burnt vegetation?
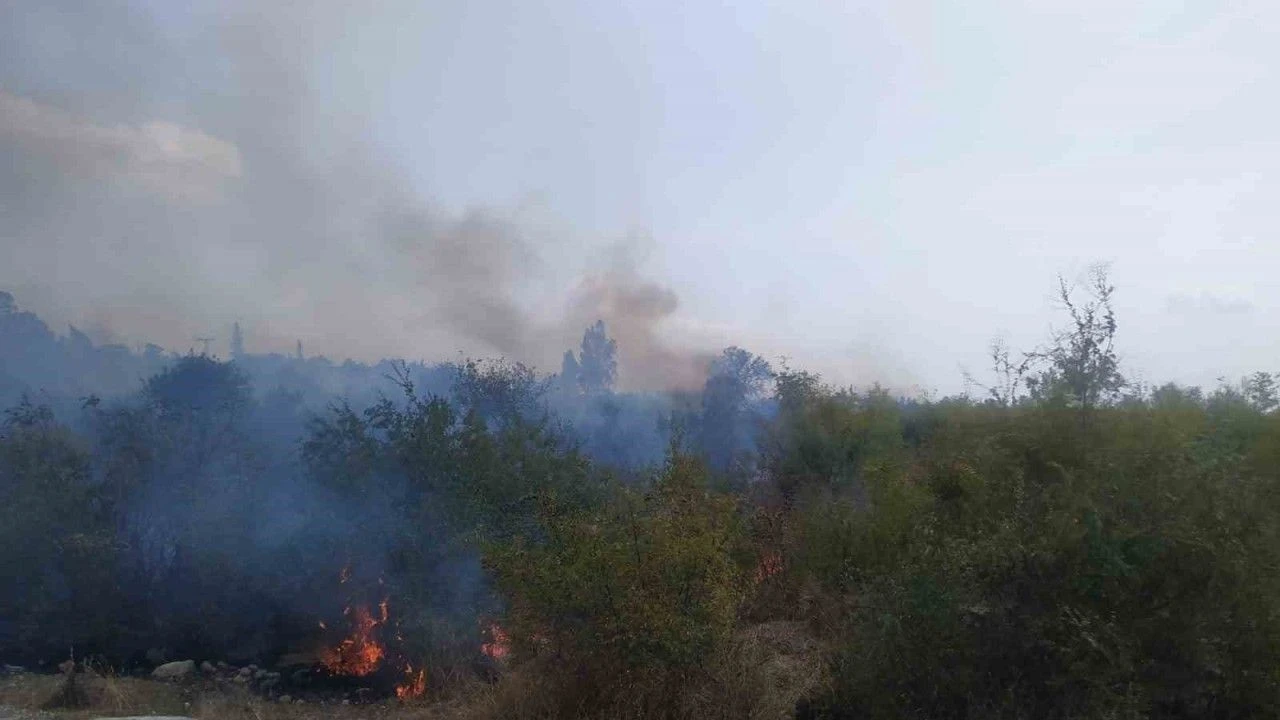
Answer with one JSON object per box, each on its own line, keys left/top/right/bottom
{"left": 4, "top": 270, "right": 1280, "bottom": 719}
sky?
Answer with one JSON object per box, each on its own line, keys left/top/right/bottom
{"left": 1, "top": 1, "right": 1278, "bottom": 393}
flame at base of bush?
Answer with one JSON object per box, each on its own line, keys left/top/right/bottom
{"left": 319, "top": 592, "right": 427, "bottom": 700}
{"left": 481, "top": 622, "right": 511, "bottom": 661}
{"left": 395, "top": 665, "right": 426, "bottom": 700}
{"left": 753, "top": 550, "right": 783, "bottom": 584}
{"left": 320, "top": 603, "right": 387, "bottom": 677}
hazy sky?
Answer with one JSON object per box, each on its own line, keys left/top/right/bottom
{"left": 2, "top": 1, "right": 1278, "bottom": 393}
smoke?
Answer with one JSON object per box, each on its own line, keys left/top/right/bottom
{"left": 0, "top": 2, "right": 709, "bottom": 391}
{"left": 0, "top": 91, "right": 242, "bottom": 203}
{"left": 0, "top": 2, "right": 766, "bottom": 671}
{"left": 568, "top": 258, "right": 714, "bottom": 391}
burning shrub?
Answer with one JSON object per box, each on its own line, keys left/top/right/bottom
{"left": 320, "top": 603, "right": 387, "bottom": 677}
{"left": 298, "top": 364, "right": 600, "bottom": 692}
{"left": 484, "top": 450, "right": 745, "bottom": 711}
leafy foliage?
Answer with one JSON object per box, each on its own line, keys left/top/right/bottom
{"left": 1026, "top": 266, "right": 1126, "bottom": 413}
{"left": 798, "top": 400, "right": 1280, "bottom": 719}
{"left": 0, "top": 397, "right": 118, "bottom": 658}
{"left": 700, "top": 347, "right": 774, "bottom": 475}
{"left": 484, "top": 450, "right": 744, "bottom": 712}
{"left": 563, "top": 320, "right": 618, "bottom": 396}
{"left": 5, "top": 272, "right": 1280, "bottom": 720}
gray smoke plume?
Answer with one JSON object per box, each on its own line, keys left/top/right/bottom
{"left": 567, "top": 258, "right": 714, "bottom": 392}
{"left": 0, "top": 2, "right": 709, "bottom": 391}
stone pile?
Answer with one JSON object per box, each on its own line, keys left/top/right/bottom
{"left": 150, "top": 659, "right": 291, "bottom": 701}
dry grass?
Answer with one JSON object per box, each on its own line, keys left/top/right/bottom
{"left": 459, "top": 620, "right": 825, "bottom": 720}
{"left": 0, "top": 671, "right": 498, "bottom": 720}
{"left": 0, "top": 671, "right": 186, "bottom": 719}
{"left": 0, "top": 622, "right": 823, "bottom": 720}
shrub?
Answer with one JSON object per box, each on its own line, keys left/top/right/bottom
{"left": 0, "top": 398, "right": 121, "bottom": 661}
{"left": 484, "top": 451, "right": 744, "bottom": 715}
{"left": 802, "top": 403, "right": 1280, "bottom": 719}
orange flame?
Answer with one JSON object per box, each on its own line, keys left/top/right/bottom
{"left": 320, "top": 604, "right": 386, "bottom": 677}
{"left": 395, "top": 665, "right": 426, "bottom": 700}
{"left": 481, "top": 623, "right": 511, "bottom": 661}
{"left": 753, "top": 551, "right": 783, "bottom": 584}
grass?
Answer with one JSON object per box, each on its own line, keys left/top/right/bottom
{"left": 0, "top": 621, "right": 821, "bottom": 720}
{"left": 1, "top": 671, "right": 187, "bottom": 718}
{"left": 0, "top": 671, "right": 427, "bottom": 720}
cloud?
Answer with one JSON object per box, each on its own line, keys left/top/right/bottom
{"left": 1165, "top": 291, "right": 1255, "bottom": 315}
{"left": 0, "top": 91, "right": 242, "bottom": 203}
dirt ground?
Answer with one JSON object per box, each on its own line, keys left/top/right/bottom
{"left": 0, "top": 673, "right": 479, "bottom": 720}
{"left": 0, "top": 621, "right": 822, "bottom": 720}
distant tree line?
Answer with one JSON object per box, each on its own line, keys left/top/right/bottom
{"left": 4, "top": 270, "right": 1280, "bottom": 719}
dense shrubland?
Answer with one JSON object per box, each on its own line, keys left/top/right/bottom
{"left": 4, "top": 272, "right": 1280, "bottom": 718}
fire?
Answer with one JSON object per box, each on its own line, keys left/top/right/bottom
{"left": 320, "top": 604, "right": 386, "bottom": 677}
{"left": 395, "top": 665, "right": 426, "bottom": 700}
{"left": 319, "top": 567, "right": 430, "bottom": 700}
{"left": 753, "top": 550, "right": 783, "bottom": 584}
{"left": 480, "top": 623, "right": 511, "bottom": 661}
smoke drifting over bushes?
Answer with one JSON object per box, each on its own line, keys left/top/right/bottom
{"left": 0, "top": 2, "right": 708, "bottom": 391}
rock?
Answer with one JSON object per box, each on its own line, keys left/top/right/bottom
{"left": 216, "top": 661, "right": 230, "bottom": 670}
{"left": 237, "top": 666, "right": 252, "bottom": 677}
{"left": 199, "top": 661, "right": 215, "bottom": 675}
{"left": 232, "top": 674, "right": 249, "bottom": 684}
{"left": 1, "top": 664, "right": 24, "bottom": 675}
{"left": 151, "top": 660, "right": 196, "bottom": 681}
{"left": 278, "top": 695, "right": 292, "bottom": 704}
{"left": 254, "top": 669, "right": 269, "bottom": 681}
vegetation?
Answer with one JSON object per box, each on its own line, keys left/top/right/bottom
{"left": 3, "top": 270, "right": 1280, "bottom": 718}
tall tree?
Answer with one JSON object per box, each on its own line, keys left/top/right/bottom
{"left": 1243, "top": 371, "right": 1278, "bottom": 413}
{"left": 559, "top": 349, "right": 582, "bottom": 395}
{"left": 1026, "top": 265, "right": 1124, "bottom": 415}
{"left": 700, "top": 347, "right": 773, "bottom": 473}
{"left": 230, "top": 322, "right": 245, "bottom": 359}
{"left": 577, "top": 320, "right": 617, "bottom": 395}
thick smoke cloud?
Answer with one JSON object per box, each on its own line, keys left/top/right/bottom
{"left": 0, "top": 91, "right": 242, "bottom": 203}
{"left": 568, "top": 261, "right": 714, "bottom": 392}
{"left": 0, "top": 2, "right": 707, "bottom": 391}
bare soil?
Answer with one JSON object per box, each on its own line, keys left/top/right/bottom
{"left": 0, "top": 673, "right": 477, "bottom": 720}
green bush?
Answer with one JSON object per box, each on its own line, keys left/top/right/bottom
{"left": 484, "top": 451, "right": 745, "bottom": 714}
{"left": 799, "top": 403, "right": 1280, "bottom": 719}
{"left": 0, "top": 398, "right": 122, "bottom": 660}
